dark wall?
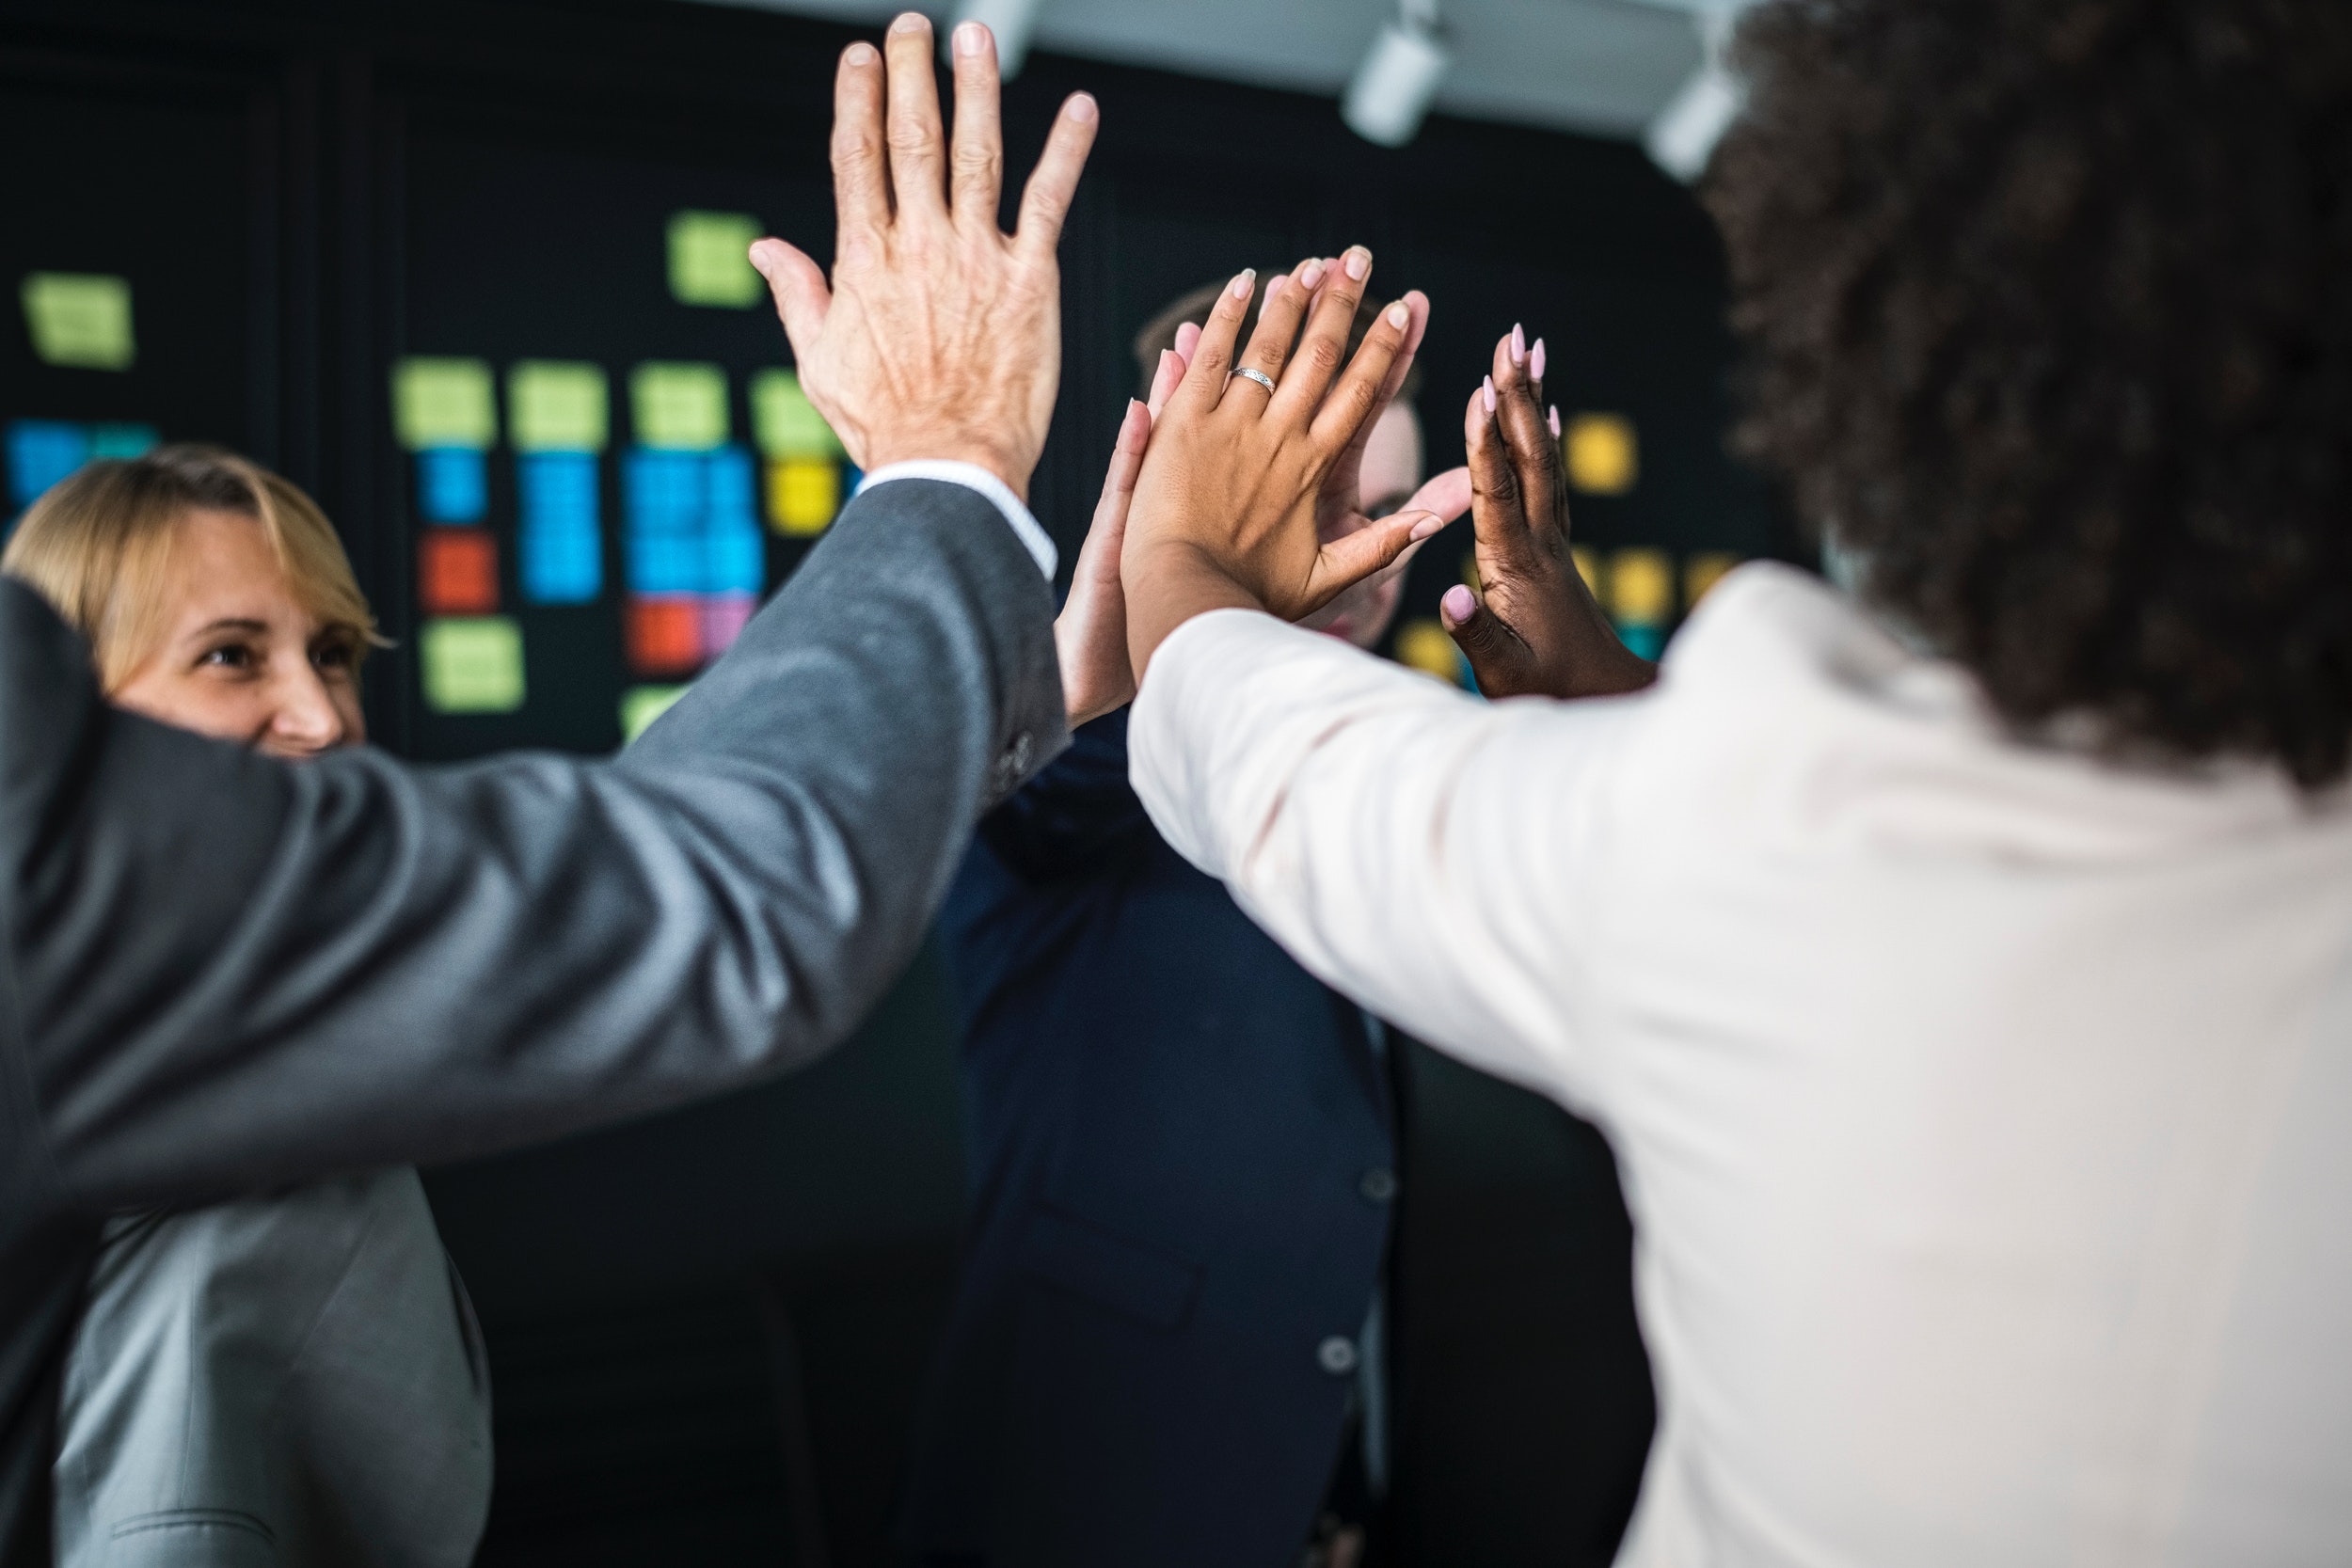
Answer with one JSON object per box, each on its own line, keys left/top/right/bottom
{"left": 0, "top": 3, "right": 1745, "bottom": 1560}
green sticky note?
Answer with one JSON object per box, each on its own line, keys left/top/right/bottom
{"left": 631, "top": 361, "right": 729, "bottom": 450}
{"left": 509, "top": 360, "right": 609, "bottom": 452}
{"left": 87, "top": 423, "right": 159, "bottom": 460}
{"left": 750, "top": 369, "right": 845, "bottom": 460}
{"left": 421, "top": 617, "right": 525, "bottom": 713}
{"left": 22, "top": 273, "right": 135, "bottom": 371}
{"left": 394, "top": 358, "right": 497, "bottom": 451}
{"left": 618, "top": 684, "right": 690, "bottom": 745}
{"left": 667, "top": 211, "right": 765, "bottom": 309}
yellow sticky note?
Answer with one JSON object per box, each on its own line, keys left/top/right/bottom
{"left": 421, "top": 617, "right": 525, "bottom": 713}
{"left": 769, "top": 458, "right": 840, "bottom": 536}
{"left": 619, "top": 684, "right": 689, "bottom": 745}
{"left": 22, "top": 273, "right": 135, "bottom": 371}
{"left": 1685, "top": 551, "right": 1741, "bottom": 610}
{"left": 667, "top": 211, "right": 765, "bottom": 309}
{"left": 1572, "top": 546, "right": 1601, "bottom": 598}
{"left": 1565, "top": 413, "right": 1638, "bottom": 496}
{"left": 509, "top": 361, "right": 609, "bottom": 452}
{"left": 394, "top": 358, "right": 496, "bottom": 451}
{"left": 1393, "top": 619, "right": 1465, "bottom": 686}
{"left": 751, "top": 370, "right": 845, "bottom": 459}
{"left": 630, "top": 361, "right": 728, "bottom": 450}
{"left": 1459, "top": 550, "right": 1483, "bottom": 595}
{"left": 1610, "top": 548, "right": 1676, "bottom": 626}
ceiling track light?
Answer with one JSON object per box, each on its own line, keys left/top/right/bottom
{"left": 1343, "top": 0, "right": 1451, "bottom": 150}
{"left": 1641, "top": 2, "right": 1753, "bottom": 182}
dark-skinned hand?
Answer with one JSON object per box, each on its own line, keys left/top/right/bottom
{"left": 1440, "top": 324, "right": 1657, "bottom": 699}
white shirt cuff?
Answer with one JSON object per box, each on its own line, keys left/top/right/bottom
{"left": 854, "top": 460, "right": 1056, "bottom": 579}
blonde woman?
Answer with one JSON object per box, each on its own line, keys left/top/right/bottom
{"left": 5, "top": 446, "right": 491, "bottom": 1568}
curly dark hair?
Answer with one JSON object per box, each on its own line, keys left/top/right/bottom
{"left": 1708, "top": 0, "right": 2352, "bottom": 785}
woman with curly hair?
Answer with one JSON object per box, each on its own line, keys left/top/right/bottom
{"left": 1105, "top": 0, "right": 2352, "bottom": 1562}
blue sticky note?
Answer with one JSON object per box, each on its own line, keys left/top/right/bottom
{"left": 626, "top": 530, "right": 705, "bottom": 595}
{"left": 624, "top": 448, "right": 705, "bottom": 531}
{"left": 8, "top": 420, "right": 90, "bottom": 508}
{"left": 707, "top": 446, "right": 757, "bottom": 529}
{"left": 519, "top": 451, "right": 598, "bottom": 532}
{"left": 87, "top": 423, "right": 158, "bottom": 460}
{"left": 706, "top": 518, "right": 765, "bottom": 595}
{"left": 521, "top": 521, "right": 602, "bottom": 604}
{"left": 418, "top": 448, "right": 487, "bottom": 523}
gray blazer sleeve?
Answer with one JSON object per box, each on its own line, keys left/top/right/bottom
{"left": 3, "top": 478, "right": 1066, "bottom": 1212}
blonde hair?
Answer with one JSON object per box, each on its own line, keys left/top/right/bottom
{"left": 1, "top": 444, "right": 382, "bottom": 692}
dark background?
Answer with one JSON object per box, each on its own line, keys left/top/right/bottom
{"left": 1, "top": 2, "right": 1784, "bottom": 1560}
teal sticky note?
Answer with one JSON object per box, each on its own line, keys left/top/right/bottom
{"left": 630, "top": 361, "right": 729, "bottom": 451}
{"left": 667, "top": 211, "right": 765, "bottom": 309}
{"left": 618, "top": 683, "right": 689, "bottom": 745}
{"left": 87, "top": 423, "right": 159, "bottom": 460}
{"left": 22, "top": 273, "right": 135, "bottom": 371}
{"left": 421, "top": 616, "right": 525, "bottom": 713}
{"left": 509, "top": 360, "right": 609, "bottom": 453}
{"left": 394, "top": 358, "right": 497, "bottom": 451}
{"left": 750, "top": 369, "right": 845, "bottom": 460}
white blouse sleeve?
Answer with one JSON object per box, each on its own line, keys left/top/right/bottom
{"left": 1128, "top": 608, "right": 1646, "bottom": 1113}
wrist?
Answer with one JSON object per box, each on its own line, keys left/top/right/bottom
{"left": 1123, "top": 538, "right": 1263, "bottom": 687}
{"left": 861, "top": 436, "right": 1034, "bottom": 503}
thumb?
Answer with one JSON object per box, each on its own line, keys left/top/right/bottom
{"left": 1440, "top": 583, "right": 1530, "bottom": 696}
{"left": 1305, "top": 510, "right": 1446, "bottom": 613}
{"left": 750, "top": 238, "right": 831, "bottom": 361}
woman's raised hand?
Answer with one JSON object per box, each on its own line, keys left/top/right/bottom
{"left": 1440, "top": 325, "right": 1657, "bottom": 699}
{"left": 1120, "top": 249, "right": 1449, "bottom": 681}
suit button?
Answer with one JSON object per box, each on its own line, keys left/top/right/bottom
{"left": 1359, "top": 1166, "right": 1398, "bottom": 1204}
{"left": 1006, "top": 731, "right": 1034, "bottom": 773}
{"left": 1317, "top": 1336, "right": 1359, "bottom": 1375}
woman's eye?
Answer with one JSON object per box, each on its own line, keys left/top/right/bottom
{"left": 313, "top": 641, "right": 357, "bottom": 674}
{"left": 199, "top": 643, "right": 255, "bottom": 671}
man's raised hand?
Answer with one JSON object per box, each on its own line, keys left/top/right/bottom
{"left": 748, "top": 14, "right": 1098, "bottom": 501}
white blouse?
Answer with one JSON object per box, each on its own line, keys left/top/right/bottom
{"left": 1130, "top": 562, "right": 2352, "bottom": 1567}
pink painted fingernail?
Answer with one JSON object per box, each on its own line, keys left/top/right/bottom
{"left": 1344, "top": 246, "right": 1371, "bottom": 281}
{"left": 1530, "top": 338, "right": 1547, "bottom": 382}
{"left": 1483, "top": 375, "right": 1497, "bottom": 414}
{"left": 1549, "top": 404, "right": 1563, "bottom": 438}
{"left": 1299, "top": 259, "right": 1326, "bottom": 289}
{"left": 953, "top": 20, "right": 986, "bottom": 55}
{"left": 1263, "top": 275, "right": 1286, "bottom": 304}
{"left": 1441, "top": 584, "right": 1476, "bottom": 624}
{"left": 1230, "top": 268, "right": 1256, "bottom": 299}
{"left": 1510, "top": 324, "right": 1525, "bottom": 365}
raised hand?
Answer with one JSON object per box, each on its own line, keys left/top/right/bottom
{"left": 747, "top": 14, "right": 1098, "bottom": 500}
{"left": 1121, "top": 249, "right": 1450, "bottom": 679}
{"left": 1441, "top": 325, "right": 1656, "bottom": 699}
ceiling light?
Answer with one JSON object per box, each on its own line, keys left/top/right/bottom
{"left": 1343, "top": 0, "right": 1451, "bottom": 150}
{"left": 1638, "top": 2, "right": 1753, "bottom": 182}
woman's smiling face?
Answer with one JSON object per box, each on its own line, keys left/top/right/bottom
{"left": 110, "top": 507, "right": 367, "bottom": 759}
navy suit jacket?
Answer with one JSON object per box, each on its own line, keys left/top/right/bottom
{"left": 900, "top": 709, "right": 1397, "bottom": 1567}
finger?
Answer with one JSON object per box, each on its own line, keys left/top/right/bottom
{"left": 1492, "top": 327, "right": 1564, "bottom": 540}
{"left": 831, "top": 40, "right": 890, "bottom": 233}
{"left": 1440, "top": 582, "right": 1530, "bottom": 696}
{"left": 1328, "top": 289, "right": 1430, "bottom": 472}
{"left": 1302, "top": 508, "right": 1448, "bottom": 612}
{"left": 1464, "top": 373, "right": 1532, "bottom": 552}
{"left": 946, "top": 20, "right": 1004, "bottom": 226}
{"left": 1273, "top": 245, "right": 1374, "bottom": 422}
{"left": 1229, "top": 257, "right": 1326, "bottom": 411}
{"left": 1100, "top": 396, "right": 1152, "bottom": 506}
{"left": 1146, "top": 347, "right": 1186, "bottom": 420}
{"left": 1173, "top": 320, "right": 1202, "bottom": 363}
{"left": 1529, "top": 334, "right": 1547, "bottom": 401}
{"left": 1013, "top": 94, "right": 1101, "bottom": 256}
{"left": 1170, "top": 268, "right": 1255, "bottom": 417}
{"left": 1306, "top": 293, "right": 1412, "bottom": 451}
{"left": 749, "top": 238, "right": 833, "bottom": 360}
{"left": 1406, "top": 465, "right": 1473, "bottom": 526}
{"left": 882, "top": 12, "right": 946, "bottom": 221}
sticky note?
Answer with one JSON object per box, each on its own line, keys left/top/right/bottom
{"left": 667, "top": 211, "right": 766, "bottom": 309}
{"left": 1571, "top": 546, "right": 1600, "bottom": 597}
{"left": 394, "top": 358, "right": 496, "bottom": 451}
{"left": 1610, "top": 548, "right": 1676, "bottom": 627}
{"left": 518, "top": 451, "right": 599, "bottom": 531}
{"left": 417, "top": 448, "right": 487, "bottom": 523}
{"left": 421, "top": 617, "right": 525, "bottom": 713}
{"left": 517, "top": 451, "right": 603, "bottom": 604}
{"left": 87, "top": 423, "right": 157, "bottom": 460}
{"left": 1458, "top": 550, "right": 1482, "bottom": 595}
{"left": 630, "top": 362, "right": 728, "bottom": 451}
{"left": 1393, "top": 618, "right": 1468, "bottom": 688}
{"left": 624, "top": 447, "right": 706, "bottom": 530}
{"left": 520, "top": 521, "right": 601, "bottom": 604}
{"left": 22, "top": 274, "right": 135, "bottom": 371}
{"left": 1684, "top": 551, "right": 1741, "bottom": 610}
{"left": 1565, "top": 413, "right": 1637, "bottom": 496}
{"left": 769, "top": 458, "right": 839, "bottom": 536}
{"left": 626, "top": 595, "right": 704, "bottom": 675}
{"left": 509, "top": 361, "right": 609, "bottom": 452}
{"left": 419, "top": 529, "right": 500, "bottom": 615}
{"left": 706, "top": 520, "right": 765, "bottom": 596}
{"left": 707, "top": 446, "right": 757, "bottom": 528}
{"left": 750, "top": 370, "right": 845, "bottom": 459}
{"left": 7, "top": 420, "right": 90, "bottom": 507}
{"left": 619, "top": 684, "right": 689, "bottom": 745}
{"left": 700, "top": 593, "right": 757, "bottom": 657}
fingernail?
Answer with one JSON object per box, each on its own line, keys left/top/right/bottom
{"left": 1344, "top": 246, "right": 1371, "bottom": 281}
{"left": 1549, "top": 404, "right": 1562, "bottom": 438}
{"left": 1408, "top": 512, "right": 1446, "bottom": 542}
{"left": 1263, "top": 275, "right": 1286, "bottom": 304}
{"left": 845, "top": 40, "right": 878, "bottom": 64}
{"left": 1299, "top": 259, "right": 1326, "bottom": 289}
{"left": 953, "top": 20, "right": 986, "bottom": 54}
{"left": 747, "top": 243, "right": 771, "bottom": 277}
{"left": 1483, "top": 375, "right": 1497, "bottom": 414}
{"left": 1510, "top": 324, "right": 1525, "bottom": 366}
{"left": 1386, "top": 300, "right": 1409, "bottom": 328}
{"left": 1230, "top": 268, "right": 1256, "bottom": 300}
{"left": 890, "top": 11, "right": 927, "bottom": 33}
{"left": 1530, "top": 338, "right": 1547, "bottom": 382}
{"left": 1066, "top": 92, "right": 1098, "bottom": 123}
{"left": 1441, "top": 583, "right": 1476, "bottom": 624}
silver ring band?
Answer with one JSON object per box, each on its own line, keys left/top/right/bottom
{"left": 1232, "top": 366, "right": 1278, "bottom": 395}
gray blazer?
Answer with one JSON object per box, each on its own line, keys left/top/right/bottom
{"left": 0, "top": 479, "right": 1066, "bottom": 1564}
